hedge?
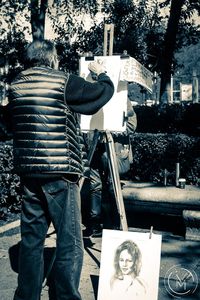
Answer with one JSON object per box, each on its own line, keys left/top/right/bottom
{"left": 134, "top": 103, "right": 200, "bottom": 135}
{"left": 130, "top": 133, "right": 200, "bottom": 185}
{"left": 1, "top": 102, "right": 200, "bottom": 216}
{"left": 1, "top": 133, "right": 200, "bottom": 215}
{"left": 0, "top": 141, "right": 21, "bottom": 217}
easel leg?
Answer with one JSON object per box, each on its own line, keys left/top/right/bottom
{"left": 103, "top": 131, "right": 128, "bottom": 231}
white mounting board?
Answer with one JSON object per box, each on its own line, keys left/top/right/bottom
{"left": 80, "top": 55, "right": 127, "bottom": 132}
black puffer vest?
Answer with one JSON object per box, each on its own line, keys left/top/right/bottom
{"left": 9, "top": 66, "right": 83, "bottom": 176}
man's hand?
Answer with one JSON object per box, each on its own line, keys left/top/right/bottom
{"left": 88, "top": 61, "right": 106, "bottom": 76}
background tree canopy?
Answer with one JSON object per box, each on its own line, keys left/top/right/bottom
{"left": 0, "top": 0, "right": 200, "bottom": 103}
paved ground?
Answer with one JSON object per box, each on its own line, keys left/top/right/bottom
{"left": 0, "top": 214, "right": 200, "bottom": 300}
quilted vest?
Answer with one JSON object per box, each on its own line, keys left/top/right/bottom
{"left": 9, "top": 66, "right": 83, "bottom": 176}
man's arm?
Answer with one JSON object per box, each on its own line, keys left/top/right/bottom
{"left": 64, "top": 63, "right": 114, "bottom": 115}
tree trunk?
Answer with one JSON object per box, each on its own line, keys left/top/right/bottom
{"left": 31, "top": 0, "right": 48, "bottom": 40}
{"left": 159, "top": 0, "right": 185, "bottom": 105}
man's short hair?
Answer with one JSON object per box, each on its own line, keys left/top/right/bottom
{"left": 25, "top": 39, "right": 57, "bottom": 67}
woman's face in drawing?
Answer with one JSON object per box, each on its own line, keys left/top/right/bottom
{"left": 119, "top": 249, "right": 134, "bottom": 275}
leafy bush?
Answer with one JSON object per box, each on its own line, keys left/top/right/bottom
{"left": 0, "top": 132, "right": 200, "bottom": 217}
{"left": 0, "top": 141, "right": 22, "bottom": 217}
{"left": 130, "top": 133, "right": 200, "bottom": 185}
{"left": 134, "top": 103, "right": 200, "bottom": 135}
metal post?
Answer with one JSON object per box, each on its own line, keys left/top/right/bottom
{"left": 192, "top": 69, "right": 199, "bottom": 103}
{"left": 170, "top": 74, "right": 173, "bottom": 103}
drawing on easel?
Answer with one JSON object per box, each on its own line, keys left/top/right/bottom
{"left": 97, "top": 229, "right": 162, "bottom": 300}
{"left": 79, "top": 55, "right": 127, "bottom": 132}
{"left": 80, "top": 55, "right": 153, "bottom": 132}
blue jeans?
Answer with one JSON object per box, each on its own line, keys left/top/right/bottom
{"left": 14, "top": 177, "right": 83, "bottom": 300}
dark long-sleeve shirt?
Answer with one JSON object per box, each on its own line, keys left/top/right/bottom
{"left": 65, "top": 73, "right": 114, "bottom": 115}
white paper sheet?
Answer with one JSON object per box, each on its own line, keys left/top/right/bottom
{"left": 97, "top": 229, "right": 162, "bottom": 300}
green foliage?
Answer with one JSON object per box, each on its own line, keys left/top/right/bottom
{"left": 0, "top": 1, "right": 29, "bottom": 32}
{"left": 0, "top": 141, "right": 22, "bottom": 216}
{"left": 0, "top": 132, "right": 199, "bottom": 216}
{"left": 175, "top": 41, "right": 200, "bottom": 82}
{"left": 187, "top": 157, "right": 200, "bottom": 186}
{"left": 134, "top": 103, "right": 200, "bottom": 135}
{"left": 0, "top": 0, "right": 199, "bottom": 77}
{"left": 131, "top": 133, "right": 168, "bottom": 181}
{"left": 0, "top": 29, "right": 28, "bottom": 82}
{"left": 50, "top": 0, "right": 166, "bottom": 73}
{"left": 130, "top": 133, "right": 200, "bottom": 185}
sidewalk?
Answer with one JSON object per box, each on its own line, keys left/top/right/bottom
{"left": 0, "top": 216, "right": 200, "bottom": 300}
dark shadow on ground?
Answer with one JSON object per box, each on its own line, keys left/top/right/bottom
{"left": 8, "top": 238, "right": 100, "bottom": 299}
{"left": 8, "top": 243, "right": 56, "bottom": 276}
{"left": 90, "top": 274, "right": 99, "bottom": 300}
{"left": 83, "top": 237, "right": 101, "bottom": 269}
{"left": 8, "top": 242, "right": 20, "bottom": 273}
{"left": 8, "top": 242, "right": 58, "bottom": 299}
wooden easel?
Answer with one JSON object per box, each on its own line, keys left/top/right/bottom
{"left": 101, "top": 130, "right": 128, "bottom": 230}
{"left": 80, "top": 130, "right": 128, "bottom": 231}
{"left": 102, "top": 23, "right": 128, "bottom": 230}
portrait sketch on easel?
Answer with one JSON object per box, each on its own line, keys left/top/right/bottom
{"left": 97, "top": 229, "right": 162, "bottom": 300}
